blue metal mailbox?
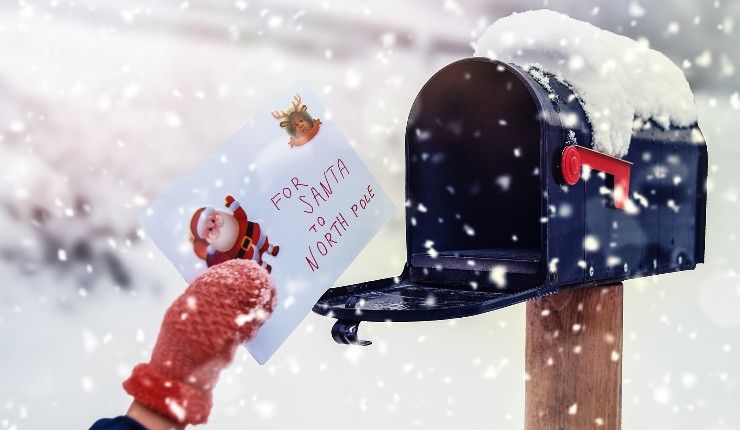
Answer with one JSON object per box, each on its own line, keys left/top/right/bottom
{"left": 313, "top": 57, "right": 708, "bottom": 345}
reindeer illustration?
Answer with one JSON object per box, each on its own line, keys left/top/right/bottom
{"left": 271, "top": 94, "right": 322, "bottom": 147}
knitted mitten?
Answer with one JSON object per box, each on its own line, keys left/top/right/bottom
{"left": 123, "top": 259, "right": 276, "bottom": 425}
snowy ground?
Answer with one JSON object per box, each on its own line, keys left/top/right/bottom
{"left": 0, "top": 1, "right": 739, "bottom": 429}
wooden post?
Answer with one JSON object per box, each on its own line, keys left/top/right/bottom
{"left": 525, "top": 283, "right": 623, "bottom": 430}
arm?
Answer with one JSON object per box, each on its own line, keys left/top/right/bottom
{"left": 225, "top": 194, "right": 247, "bottom": 220}
{"left": 90, "top": 402, "right": 180, "bottom": 429}
{"left": 93, "top": 260, "right": 276, "bottom": 428}
{"left": 126, "top": 401, "right": 183, "bottom": 430}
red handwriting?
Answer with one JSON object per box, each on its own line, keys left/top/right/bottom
{"left": 270, "top": 158, "right": 350, "bottom": 213}
{"left": 305, "top": 213, "right": 349, "bottom": 271}
{"left": 351, "top": 185, "right": 376, "bottom": 217}
{"left": 304, "top": 184, "right": 375, "bottom": 272}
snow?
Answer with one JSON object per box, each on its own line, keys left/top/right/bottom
{"left": 474, "top": 9, "right": 699, "bottom": 158}
{"left": 0, "top": 1, "right": 738, "bottom": 429}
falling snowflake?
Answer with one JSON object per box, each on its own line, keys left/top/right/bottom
{"left": 489, "top": 265, "right": 507, "bottom": 288}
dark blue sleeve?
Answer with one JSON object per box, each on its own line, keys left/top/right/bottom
{"left": 89, "top": 416, "right": 148, "bottom": 430}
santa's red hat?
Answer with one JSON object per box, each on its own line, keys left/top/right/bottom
{"left": 190, "top": 207, "right": 216, "bottom": 257}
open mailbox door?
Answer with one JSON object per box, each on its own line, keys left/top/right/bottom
{"left": 313, "top": 58, "right": 707, "bottom": 345}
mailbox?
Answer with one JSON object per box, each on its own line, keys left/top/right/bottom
{"left": 313, "top": 57, "right": 708, "bottom": 345}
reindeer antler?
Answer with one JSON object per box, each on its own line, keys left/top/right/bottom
{"left": 292, "top": 94, "right": 302, "bottom": 110}
{"left": 271, "top": 110, "right": 288, "bottom": 120}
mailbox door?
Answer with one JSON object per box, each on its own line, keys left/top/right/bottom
{"left": 314, "top": 58, "right": 556, "bottom": 323}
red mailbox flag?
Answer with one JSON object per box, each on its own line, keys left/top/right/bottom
{"left": 560, "top": 145, "right": 632, "bottom": 210}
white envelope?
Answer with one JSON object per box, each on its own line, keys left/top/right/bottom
{"left": 140, "top": 83, "right": 396, "bottom": 364}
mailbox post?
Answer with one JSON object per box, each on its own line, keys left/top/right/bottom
{"left": 526, "top": 284, "right": 623, "bottom": 429}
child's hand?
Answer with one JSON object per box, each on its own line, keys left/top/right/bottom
{"left": 122, "top": 260, "right": 276, "bottom": 426}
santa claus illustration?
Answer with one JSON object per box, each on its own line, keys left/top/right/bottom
{"left": 189, "top": 194, "right": 279, "bottom": 273}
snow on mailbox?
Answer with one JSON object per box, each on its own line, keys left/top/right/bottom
{"left": 313, "top": 11, "right": 708, "bottom": 345}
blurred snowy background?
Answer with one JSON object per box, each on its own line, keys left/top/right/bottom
{"left": 0, "top": 0, "right": 738, "bottom": 428}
